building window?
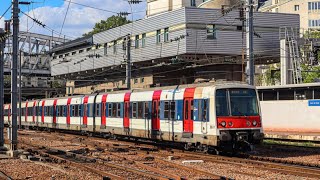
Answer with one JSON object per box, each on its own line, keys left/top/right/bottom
{"left": 191, "top": 0, "right": 196, "bottom": 6}
{"left": 164, "top": 28, "right": 169, "bottom": 42}
{"left": 113, "top": 41, "right": 117, "bottom": 54}
{"left": 134, "top": 78, "right": 138, "bottom": 84}
{"left": 135, "top": 35, "right": 139, "bottom": 48}
{"left": 122, "top": 79, "right": 126, "bottom": 85}
{"left": 104, "top": 43, "right": 108, "bottom": 55}
{"left": 142, "top": 33, "right": 146, "bottom": 47}
{"left": 141, "top": 77, "right": 144, "bottom": 83}
{"left": 156, "top": 29, "right": 161, "bottom": 44}
{"left": 207, "top": 24, "right": 216, "bottom": 39}
{"left": 294, "top": 5, "right": 299, "bottom": 11}
{"left": 309, "top": 2, "right": 312, "bottom": 10}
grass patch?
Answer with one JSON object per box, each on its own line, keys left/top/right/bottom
{"left": 263, "top": 139, "right": 320, "bottom": 148}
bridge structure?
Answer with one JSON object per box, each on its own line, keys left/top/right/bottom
{"left": 4, "top": 31, "right": 68, "bottom": 76}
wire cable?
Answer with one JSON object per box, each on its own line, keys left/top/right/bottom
{"left": 59, "top": 0, "right": 72, "bottom": 38}
{"left": 0, "top": 5, "right": 12, "bottom": 20}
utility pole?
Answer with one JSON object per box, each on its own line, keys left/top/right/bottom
{"left": 0, "top": 28, "right": 5, "bottom": 148}
{"left": 246, "top": 0, "right": 254, "bottom": 85}
{"left": 10, "top": 0, "right": 19, "bottom": 151}
{"left": 126, "top": 34, "right": 131, "bottom": 90}
{"left": 19, "top": 50, "right": 22, "bottom": 129}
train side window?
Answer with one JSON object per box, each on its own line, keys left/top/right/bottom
{"left": 170, "top": 101, "right": 175, "bottom": 120}
{"left": 117, "top": 103, "right": 121, "bottom": 117}
{"left": 112, "top": 103, "right": 117, "bottom": 118}
{"left": 108, "top": 103, "right": 112, "bottom": 117}
{"left": 137, "top": 102, "right": 143, "bottom": 119}
{"left": 190, "top": 100, "right": 194, "bottom": 120}
{"left": 132, "top": 102, "right": 137, "bottom": 118}
{"left": 96, "top": 104, "right": 100, "bottom": 117}
{"left": 203, "top": 99, "right": 208, "bottom": 121}
{"left": 144, "top": 102, "right": 149, "bottom": 119}
{"left": 164, "top": 101, "right": 169, "bottom": 119}
{"left": 158, "top": 101, "right": 160, "bottom": 119}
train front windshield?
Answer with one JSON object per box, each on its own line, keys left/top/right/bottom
{"left": 216, "top": 89, "right": 259, "bottom": 116}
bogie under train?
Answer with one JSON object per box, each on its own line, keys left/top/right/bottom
{"left": 3, "top": 82, "right": 264, "bottom": 151}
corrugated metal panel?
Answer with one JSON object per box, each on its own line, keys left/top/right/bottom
{"left": 51, "top": 7, "right": 299, "bottom": 76}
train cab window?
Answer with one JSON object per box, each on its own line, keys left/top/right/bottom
{"left": 137, "top": 102, "right": 143, "bottom": 119}
{"left": 96, "top": 104, "right": 101, "bottom": 117}
{"left": 229, "top": 89, "right": 259, "bottom": 116}
{"left": 132, "top": 102, "right": 137, "bottom": 118}
{"left": 164, "top": 101, "right": 169, "bottom": 119}
{"left": 216, "top": 89, "right": 229, "bottom": 116}
{"left": 170, "top": 101, "right": 176, "bottom": 120}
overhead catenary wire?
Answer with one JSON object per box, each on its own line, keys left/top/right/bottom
{"left": 59, "top": 0, "right": 72, "bottom": 38}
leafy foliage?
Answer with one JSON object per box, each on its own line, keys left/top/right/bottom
{"left": 84, "top": 15, "right": 131, "bottom": 36}
{"left": 301, "top": 64, "right": 320, "bottom": 83}
{"left": 261, "top": 64, "right": 280, "bottom": 86}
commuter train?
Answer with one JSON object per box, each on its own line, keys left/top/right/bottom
{"left": 3, "top": 82, "right": 264, "bottom": 151}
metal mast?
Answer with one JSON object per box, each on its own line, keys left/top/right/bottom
{"left": 126, "top": 35, "right": 132, "bottom": 90}
{"left": 246, "top": 0, "right": 254, "bottom": 85}
{"left": 10, "top": 0, "right": 19, "bottom": 151}
{"left": 0, "top": 29, "right": 5, "bottom": 147}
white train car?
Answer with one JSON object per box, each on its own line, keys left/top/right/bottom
{"left": 3, "top": 82, "right": 263, "bottom": 151}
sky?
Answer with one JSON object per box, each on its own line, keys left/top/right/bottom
{"left": 0, "top": 0, "right": 146, "bottom": 38}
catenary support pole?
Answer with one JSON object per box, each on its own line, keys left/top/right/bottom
{"left": 126, "top": 34, "right": 131, "bottom": 90}
{"left": 0, "top": 29, "right": 5, "bottom": 147}
{"left": 246, "top": 0, "right": 254, "bottom": 85}
{"left": 10, "top": 0, "right": 19, "bottom": 151}
{"left": 19, "top": 50, "right": 22, "bottom": 129}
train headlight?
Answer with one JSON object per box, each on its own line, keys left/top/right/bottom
{"left": 252, "top": 120, "right": 257, "bottom": 126}
{"left": 220, "top": 121, "right": 226, "bottom": 127}
{"left": 228, "top": 122, "right": 233, "bottom": 127}
{"left": 246, "top": 121, "right": 251, "bottom": 126}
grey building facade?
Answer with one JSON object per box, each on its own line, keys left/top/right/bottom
{"left": 50, "top": 7, "right": 299, "bottom": 91}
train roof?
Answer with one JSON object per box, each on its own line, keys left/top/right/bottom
{"left": 257, "top": 83, "right": 320, "bottom": 90}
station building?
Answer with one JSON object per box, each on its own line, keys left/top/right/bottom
{"left": 49, "top": 7, "right": 300, "bottom": 95}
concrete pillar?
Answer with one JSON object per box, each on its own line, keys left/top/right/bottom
{"left": 280, "top": 39, "right": 292, "bottom": 85}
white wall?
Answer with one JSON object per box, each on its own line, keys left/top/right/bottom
{"left": 261, "top": 100, "right": 320, "bottom": 133}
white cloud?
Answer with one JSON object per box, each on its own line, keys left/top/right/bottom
{"left": 19, "top": 0, "right": 146, "bottom": 39}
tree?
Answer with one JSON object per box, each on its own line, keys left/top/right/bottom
{"left": 84, "top": 15, "right": 131, "bottom": 36}
{"left": 301, "top": 64, "right": 320, "bottom": 83}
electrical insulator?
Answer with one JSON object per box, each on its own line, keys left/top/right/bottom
{"left": 128, "top": 0, "right": 142, "bottom": 4}
{"left": 4, "top": 20, "right": 11, "bottom": 33}
{"left": 221, "top": 6, "right": 225, "bottom": 15}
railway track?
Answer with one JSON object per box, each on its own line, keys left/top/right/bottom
{"left": 18, "top": 134, "right": 229, "bottom": 180}
{"left": 15, "top": 129, "right": 320, "bottom": 179}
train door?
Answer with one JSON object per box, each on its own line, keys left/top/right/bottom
{"left": 67, "top": 98, "right": 72, "bottom": 127}
{"left": 123, "top": 93, "right": 131, "bottom": 132}
{"left": 201, "top": 99, "right": 208, "bottom": 134}
{"left": 152, "top": 90, "right": 162, "bottom": 137}
{"left": 53, "top": 99, "right": 58, "bottom": 128}
{"left": 33, "top": 101, "right": 36, "bottom": 124}
{"left": 41, "top": 101, "right": 45, "bottom": 124}
{"left": 25, "top": 101, "right": 28, "bottom": 123}
{"left": 183, "top": 88, "right": 195, "bottom": 137}
{"left": 101, "top": 95, "right": 107, "bottom": 128}
{"left": 82, "top": 96, "right": 89, "bottom": 128}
